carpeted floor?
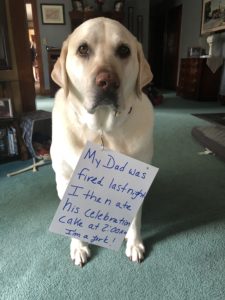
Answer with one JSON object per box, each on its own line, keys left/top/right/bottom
{"left": 1, "top": 93, "right": 225, "bottom": 300}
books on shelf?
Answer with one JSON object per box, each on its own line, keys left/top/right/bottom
{"left": 7, "top": 126, "right": 18, "bottom": 156}
{"left": 0, "top": 126, "right": 18, "bottom": 158}
{"left": 0, "top": 128, "right": 8, "bottom": 155}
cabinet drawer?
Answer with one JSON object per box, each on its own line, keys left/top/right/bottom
{"left": 177, "top": 58, "right": 221, "bottom": 101}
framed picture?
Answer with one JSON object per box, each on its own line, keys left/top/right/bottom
{"left": 41, "top": 4, "right": 65, "bottom": 25}
{"left": 201, "top": 0, "right": 225, "bottom": 34}
{"left": 0, "top": 98, "right": 13, "bottom": 118}
{"left": 187, "top": 47, "right": 205, "bottom": 57}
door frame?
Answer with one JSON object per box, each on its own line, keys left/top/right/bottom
{"left": 26, "top": 0, "right": 45, "bottom": 95}
{"left": 162, "top": 4, "right": 182, "bottom": 89}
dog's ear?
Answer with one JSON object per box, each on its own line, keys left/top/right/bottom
{"left": 136, "top": 42, "right": 153, "bottom": 97}
{"left": 51, "top": 37, "right": 69, "bottom": 96}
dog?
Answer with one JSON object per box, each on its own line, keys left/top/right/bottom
{"left": 51, "top": 17, "right": 154, "bottom": 266}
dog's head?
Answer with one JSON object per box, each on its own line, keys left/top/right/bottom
{"left": 52, "top": 18, "right": 153, "bottom": 130}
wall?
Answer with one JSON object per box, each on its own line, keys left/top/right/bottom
{"left": 151, "top": 0, "right": 206, "bottom": 61}
{"left": 36, "top": 0, "right": 224, "bottom": 94}
{"left": 36, "top": 0, "right": 150, "bottom": 90}
{"left": 124, "top": 0, "right": 150, "bottom": 57}
{"left": 171, "top": 0, "right": 225, "bottom": 94}
{"left": 171, "top": 0, "right": 203, "bottom": 59}
{"left": 37, "top": 0, "right": 73, "bottom": 90}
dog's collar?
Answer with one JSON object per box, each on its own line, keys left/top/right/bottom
{"left": 100, "top": 106, "right": 133, "bottom": 150}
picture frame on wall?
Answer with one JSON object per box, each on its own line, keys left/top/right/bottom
{"left": 41, "top": 4, "right": 65, "bottom": 25}
{"left": 0, "top": 98, "right": 13, "bottom": 119}
{"left": 201, "top": 0, "right": 225, "bottom": 34}
{"left": 187, "top": 47, "right": 205, "bottom": 58}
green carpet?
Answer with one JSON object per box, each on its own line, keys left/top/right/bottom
{"left": 1, "top": 93, "right": 225, "bottom": 300}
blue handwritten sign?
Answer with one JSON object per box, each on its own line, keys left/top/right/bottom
{"left": 49, "top": 142, "right": 158, "bottom": 250}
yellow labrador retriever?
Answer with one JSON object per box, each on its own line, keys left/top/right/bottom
{"left": 51, "top": 17, "right": 154, "bottom": 266}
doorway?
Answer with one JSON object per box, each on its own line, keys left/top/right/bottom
{"left": 25, "top": 0, "right": 45, "bottom": 95}
{"left": 162, "top": 5, "right": 182, "bottom": 90}
{"left": 149, "top": 3, "right": 182, "bottom": 90}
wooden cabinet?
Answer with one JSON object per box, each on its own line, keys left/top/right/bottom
{"left": 69, "top": 10, "right": 124, "bottom": 31}
{"left": 177, "top": 58, "right": 222, "bottom": 101}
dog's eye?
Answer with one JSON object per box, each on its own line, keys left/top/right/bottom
{"left": 77, "top": 43, "right": 90, "bottom": 57}
{"left": 116, "top": 44, "right": 131, "bottom": 59}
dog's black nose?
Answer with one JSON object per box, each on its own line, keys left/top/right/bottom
{"left": 96, "top": 71, "right": 120, "bottom": 92}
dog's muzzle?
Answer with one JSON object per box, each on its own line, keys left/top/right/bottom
{"left": 96, "top": 71, "right": 120, "bottom": 92}
{"left": 87, "top": 71, "right": 120, "bottom": 113}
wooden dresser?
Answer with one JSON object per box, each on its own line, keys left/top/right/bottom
{"left": 177, "top": 58, "right": 222, "bottom": 101}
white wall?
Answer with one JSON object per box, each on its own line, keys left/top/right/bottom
{"left": 172, "top": 0, "right": 203, "bottom": 59}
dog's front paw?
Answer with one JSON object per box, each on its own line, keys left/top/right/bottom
{"left": 70, "top": 239, "right": 90, "bottom": 267}
{"left": 125, "top": 240, "right": 145, "bottom": 263}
